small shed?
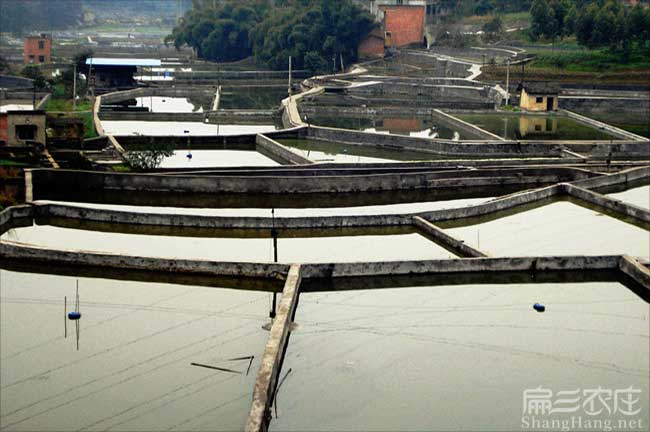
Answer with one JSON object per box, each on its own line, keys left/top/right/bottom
{"left": 86, "top": 58, "right": 161, "bottom": 89}
{"left": 0, "top": 110, "right": 47, "bottom": 147}
{"left": 518, "top": 82, "right": 560, "bottom": 112}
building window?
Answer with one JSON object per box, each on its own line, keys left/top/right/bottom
{"left": 38, "top": 40, "right": 44, "bottom": 49}
{"left": 396, "top": 0, "right": 403, "bottom": 4}
{"left": 535, "top": 124, "right": 542, "bottom": 131}
{"left": 38, "top": 55, "right": 45, "bottom": 63}
{"left": 535, "top": 96, "right": 544, "bottom": 103}
{"left": 15, "top": 124, "right": 37, "bottom": 140}
{"left": 28, "top": 55, "right": 35, "bottom": 63}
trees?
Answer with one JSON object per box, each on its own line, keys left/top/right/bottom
{"left": 530, "top": 0, "right": 649, "bottom": 56}
{"left": 166, "top": 0, "right": 375, "bottom": 73}
{"left": 482, "top": 15, "right": 504, "bottom": 42}
{"left": 124, "top": 143, "right": 176, "bottom": 171}
{"left": 164, "top": 1, "right": 265, "bottom": 62}
{"left": 251, "top": 0, "right": 375, "bottom": 73}
{"left": 530, "top": 0, "right": 572, "bottom": 42}
{"left": 572, "top": 0, "right": 648, "bottom": 53}
{"left": 20, "top": 65, "right": 47, "bottom": 90}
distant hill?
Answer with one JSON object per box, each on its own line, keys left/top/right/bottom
{"left": 81, "top": 0, "right": 192, "bottom": 20}
{"left": 0, "top": 0, "right": 193, "bottom": 35}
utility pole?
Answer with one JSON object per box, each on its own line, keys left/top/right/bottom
{"left": 72, "top": 63, "right": 77, "bottom": 111}
{"left": 288, "top": 56, "right": 292, "bottom": 96}
{"left": 505, "top": 58, "right": 510, "bottom": 106}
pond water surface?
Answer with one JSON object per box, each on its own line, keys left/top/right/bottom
{"left": 134, "top": 96, "right": 204, "bottom": 113}
{"left": 607, "top": 185, "right": 650, "bottom": 210}
{"left": 446, "top": 201, "right": 649, "bottom": 257}
{"left": 271, "top": 281, "right": 649, "bottom": 431}
{"left": 1, "top": 226, "right": 456, "bottom": 262}
{"left": 276, "top": 138, "right": 441, "bottom": 163}
{"left": 455, "top": 113, "right": 621, "bottom": 141}
{"left": 305, "top": 115, "right": 471, "bottom": 140}
{"left": 158, "top": 150, "right": 279, "bottom": 168}
{"left": 0, "top": 270, "right": 269, "bottom": 431}
{"left": 38, "top": 196, "right": 489, "bottom": 218}
{"left": 101, "top": 121, "right": 278, "bottom": 136}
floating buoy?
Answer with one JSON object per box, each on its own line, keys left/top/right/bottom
{"left": 68, "top": 311, "right": 82, "bottom": 320}
{"left": 533, "top": 303, "right": 546, "bottom": 313}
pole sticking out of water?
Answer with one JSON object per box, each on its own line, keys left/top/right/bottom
{"left": 270, "top": 208, "right": 278, "bottom": 320}
{"left": 76, "top": 280, "right": 80, "bottom": 351}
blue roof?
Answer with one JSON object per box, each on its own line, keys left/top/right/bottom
{"left": 86, "top": 58, "right": 161, "bottom": 67}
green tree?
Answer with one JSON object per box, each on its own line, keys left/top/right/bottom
{"left": 575, "top": 3, "right": 598, "bottom": 48}
{"left": 530, "top": 0, "right": 553, "bottom": 41}
{"left": 165, "top": 1, "right": 269, "bottom": 62}
{"left": 167, "top": 0, "right": 375, "bottom": 72}
{"left": 124, "top": 143, "right": 176, "bottom": 171}
{"left": 20, "top": 65, "right": 47, "bottom": 90}
{"left": 627, "top": 4, "right": 650, "bottom": 46}
{"left": 482, "top": 15, "right": 503, "bottom": 42}
{"left": 474, "top": 0, "right": 495, "bottom": 15}
{"left": 564, "top": 5, "right": 578, "bottom": 36}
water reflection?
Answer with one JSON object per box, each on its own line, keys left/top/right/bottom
{"left": 306, "top": 115, "right": 471, "bottom": 140}
{"left": 456, "top": 113, "right": 621, "bottom": 140}
{"left": 277, "top": 138, "right": 444, "bottom": 163}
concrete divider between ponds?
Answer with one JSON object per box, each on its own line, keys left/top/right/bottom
{"left": 245, "top": 264, "right": 302, "bottom": 432}
{"left": 413, "top": 216, "right": 489, "bottom": 258}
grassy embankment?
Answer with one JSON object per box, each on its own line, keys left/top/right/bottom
{"left": 45, "top": 85, "right": 97, "bottom": 139}
{"left": 482, "top": 36, "right": 650, "bottom": 85}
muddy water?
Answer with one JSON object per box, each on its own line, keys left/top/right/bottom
{"left": 271, "top": 281, "right": 649, "bottom": 431}
{"left": 158, "top": 150, "right": 279, "bottom": 168}
{"left": 0, "top": 270, "right": 269, "bottom": 431}
{"left": 1, "top": 226, "right": 456, "bottom": 262}
{"left": 38, "top": 196, "right": 489, "bottom": 218}
{"left": 455, "top": 113, "right": 621, "bottom": 140}
{"left": 607, "top": 185, "right": 650, "bottom": 210}
{"left": 100, "top": 121, "right": 278, "bottom": 136}
{"left": 446, "top": 201, "right": 649, "bottom": 257}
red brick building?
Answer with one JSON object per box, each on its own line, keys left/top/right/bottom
{"left": 0, "top": 114, "right": 8, "bottom": 146}
{"left": 380, "top": 5, "right": 425, "bottom": 48}
{"left": 24, "top": 34, "right": 52, "bottom": 65}
{"left": 358, "top": 5, "right": 426, "bottom": 58}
